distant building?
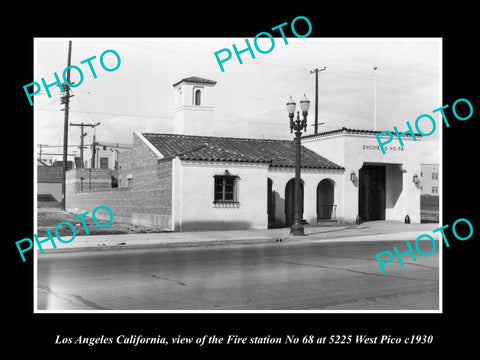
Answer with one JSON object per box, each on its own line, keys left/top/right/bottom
{"left": 83, "top": 145, "right": 124, "bottom": 170}
{"left": 420, "top": 164, "right": 439, "bottom": 196}
{"left": 65, "top": 76, "right": 426, "bottom": 231}
{"left": 37, "top": 158, "right": 49, "bottom": 166}
{"left": 37, "top": 163, "right": 63, "bottom": 202}
{"left": 52, "top": 159, "right": 75, "bottom": 170}
{"left": 41, "top": 144, "right": 127, "bottom": 170}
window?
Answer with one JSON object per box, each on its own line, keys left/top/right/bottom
{"left": 432, "top": 186, "right": 438, "bottom": 194}
{"left": 195, "top": 89, "right": 201, "bottom": 106}
{"left": 100, "top": 157, "right": 109, "bottom": 169}
{"left": 214, "top": 170, "right": 239, "bottom": 203}
{"left": 74, "top": 157, "right": 82, "bottom": 168}
{"left": 432, "top": 172, "right": 438, "bottom": 180}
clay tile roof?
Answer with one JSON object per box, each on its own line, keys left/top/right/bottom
{"left": 172, "top": 77, "right": 217, "bottom": 87}
{"left": 302, "top": 127, "right": 422, "bottom": 139}
{"left": 141, "top": 133, "right": 343, "bottom": 170}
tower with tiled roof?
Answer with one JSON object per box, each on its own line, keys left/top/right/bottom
{"left": 172, "top": 76, "right": 217, "bottom": 136}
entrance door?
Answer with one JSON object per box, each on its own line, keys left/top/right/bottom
{"left": 285, "top": 179, "right": 304, "bottom": 227}
{"left": 359, "top": 165, "right": 385, "bottom": 221}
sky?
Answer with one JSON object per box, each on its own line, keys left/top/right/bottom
{"left": 34, "top": 37, "right": 441, "bottom": 162}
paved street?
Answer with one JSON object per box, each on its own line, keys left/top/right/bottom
{"left": 37, "top": 234, "right": 439, "bottom": 311}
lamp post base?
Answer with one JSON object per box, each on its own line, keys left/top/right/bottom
{"left": 290, "top": 223, "right": 305, "bottom": 236}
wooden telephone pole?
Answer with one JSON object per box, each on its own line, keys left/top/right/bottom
{"left": 310, "top": 67, "right": 326, "bottom": 134}
{"left": 70, "top": 122, "right": 98, "bottom": 168}
{"left": 61, "top": 41, "right": 72, "bottom": 210}
{"left": 90, "top": 122, "right": 101, "bottom": 168}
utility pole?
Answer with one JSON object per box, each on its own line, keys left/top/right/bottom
{"left": 70, "top": 123, "right": 98, "bottom": 168}
{"left": 38, "top": 144, "right": 45, "bottom": 160}
{"left": 90, "top": 122, "right": 101, "bottom": 168}
{"left": 61, "top": 41, "right": 73, "bottom": 211}
{"left": 310, "top": 67, "right": 326, "bottom": 134}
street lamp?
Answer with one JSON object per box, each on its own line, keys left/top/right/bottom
{"left": 287, "top": 94, "right": 310, "bottom": 236}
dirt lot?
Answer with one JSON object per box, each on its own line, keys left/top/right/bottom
{"left": 37, "top": 206, "right": 166, "bottom": 237}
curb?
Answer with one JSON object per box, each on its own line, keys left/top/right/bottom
{"left": 38, "top": 236, "right": 280, "bottom": 254}
{"left": 36, "top": 230, "right": 433, "bottom": 255}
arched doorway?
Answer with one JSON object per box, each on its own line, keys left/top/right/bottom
{"left": 317, "top": 179, "right": 335, "bottom": 220}
{"left": 267, "top": 178, "right": 275, "bottom": 228}
{"left": 285, "top": 178, "right": 304, "bottom": 227}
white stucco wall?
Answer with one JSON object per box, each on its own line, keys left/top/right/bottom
{"left": 173, "top": 160, "right": 346, "bottom": 230}
{"left": 303, "top": 132, "right": 425, "bottom": 223}
{"left": 175, "top": 161, "right": 269, "bottom": 231}
{"left": 175, "top": 106, "right": 215, "bottom": 136}
{"left": 173, "top": 82, "right": 215, "bottom": 136}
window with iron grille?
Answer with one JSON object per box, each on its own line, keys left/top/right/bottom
{"left": 214, "top": 170, "right": 239, "bottom": 203}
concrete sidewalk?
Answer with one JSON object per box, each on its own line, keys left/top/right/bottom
{"left": 37, "top": 221, "right": 440, "bottom": 254}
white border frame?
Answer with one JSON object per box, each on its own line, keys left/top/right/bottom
{"left": 33, "top": 37, "right": 443, "bottom": 314}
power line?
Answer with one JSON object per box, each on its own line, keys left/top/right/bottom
{"left": 36, "top": 97, "right": 61, "bottom": 110}
{"left": 325, "top": 66, "right": 438, "bottom": 88}
{"left": 70, "top": 88, "right": 96, "bottom": 124}
{"left": 111, "top": 39, "right": 438, "bottom": 89}
{"left": 37, "top": 108, "right": 169, "bottom": 119}
{"left": 76, "top": 88, "right": 164, "bottom": 117}
{"left": 37, "top": 153, "right": 77, "bottom": 156}
{"left": 37, "top": 144, "right": 84, "bottom": 148}
{"left": 94, "top": 142, "right": 132, "bottom": 149}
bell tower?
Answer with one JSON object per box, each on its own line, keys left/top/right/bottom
{"left": 172, "top": 76, "right": 217, "bottom": 136}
